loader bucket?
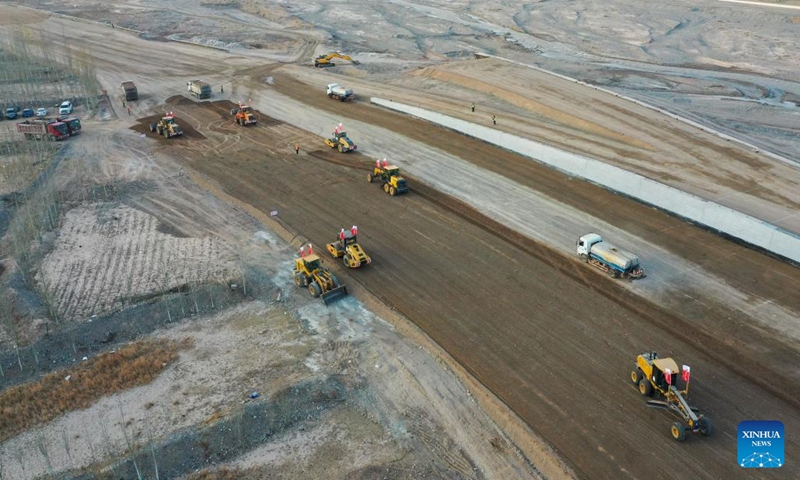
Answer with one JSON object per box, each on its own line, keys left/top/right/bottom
{"left": 321, "top": 285, "right": 348, "bottom": 305}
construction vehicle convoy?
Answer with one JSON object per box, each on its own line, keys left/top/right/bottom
{"left": 325, "top": 123, "right": 357, "bottom": 153}
{"left": 149, "top": 113, "right": 183, "bottom": 138}
{"left": 327, "top": 227, "right": 371, "bottom": 268}
{"left": 187, "top": 80, "right": 212, "bottom": 99}
{"left": 326, "top": 83, "right": 354, "bottom": 102}
{"left": 576, "top": 233, "right": 644, "bottom": 279}
{"left": 121, "top": 81, "right": 138, "bottom": 101}
{"left": 631, "top": 352, "right": 712, "bottom": 442}
{"left": 293, "top": 250, "right": 348, "bottom": 305}
{"left": 231, "top": 102, "right": 257, "bottom": 126}
{"left": 16, "top": 119, "right": 70, "bottom": 141}
{"left": 368, "top": 159, "right": 409, "bottom": 196}
{"left": 314, "top": 52, "right": 360, "bottom": 68}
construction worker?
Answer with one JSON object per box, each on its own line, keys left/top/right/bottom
{"left": 122, "top": 100, "right": 126, "bottom": 108}
{"left": 351, "top": 225, "right": 358, "bottom": 236}
{"left": 492, "top": 114, "right": 496, "bottom": 125}
{"left": 470, "top": 102, "right": 475, "bottom": 113}
{"left": 382, "top": 158, "right": 389, "bottom": 168}
{"left": 220, "top": 85, "right": 224, "bottom": 93}
{"left": 127, "top": 106, "right": 132, "bottom": 116}
{"left": 375, "top": 158, "right": 381, "bottom": 168}
{"left": 295, "top": 143, "right": 300, "bottom": 154}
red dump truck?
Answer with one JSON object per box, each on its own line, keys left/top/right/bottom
{"left": 60, "top": 117, "right": 82, "bottom": 135}
{"left": 16, "top": 119, "right": 70, "bottom": 141}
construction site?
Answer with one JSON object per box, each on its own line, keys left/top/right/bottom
{"left": 0, "top": 0, "right": 799, "bottom": 479}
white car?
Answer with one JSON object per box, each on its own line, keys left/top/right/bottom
{"left": 36, "top": 107, "right": 48, "bottom": 117}
{"left": 59, "top": 101, "right": 73, "bottom": 115}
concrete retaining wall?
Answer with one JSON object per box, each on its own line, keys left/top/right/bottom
{"left": 371, "top": 97, "right": 800, "bottom": 264}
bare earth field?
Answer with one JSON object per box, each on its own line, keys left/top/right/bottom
{"left": 1, "top": 1, "right": 799, "bottom": 480}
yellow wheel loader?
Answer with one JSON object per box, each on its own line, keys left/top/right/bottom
{"left": 368, "top": 163, "right": 408, "bottom": 196}
{"left": 327, "top": 229, "right": 371, "bottom": 268}
{"left": 149, "top": 113, "right": 183, "bottom": 138}
{"left": 293, "top": 254, "right": 348, "bottom": 305}
{"left": 231, "top": 103, "right": 257, "bottom": 126}
{"left": 631, "top": 352, "right": 712, "bottom": 442}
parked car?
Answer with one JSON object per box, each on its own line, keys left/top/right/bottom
{"left": 59, "top": 101, "right": 73, "bottom": 115}
{"left": 36, "top": 107, "right": 48, "bottom": 117}
{"left": 5, "top": 107, "right": 20, "bottom": 120}
{"left": 22, "top": 108, "right": 34, "bottom": 118}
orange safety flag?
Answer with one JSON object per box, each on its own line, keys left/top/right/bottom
{"left": 682, "top": 365, "right": 691, "bottom": 383}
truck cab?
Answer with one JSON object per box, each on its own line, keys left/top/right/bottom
{"left": 576, "top": 233, "right": 603, "bottom": 259}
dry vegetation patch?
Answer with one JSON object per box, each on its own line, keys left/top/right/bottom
{"left": 0, "top": 338, "right": 187, "bottom": 442}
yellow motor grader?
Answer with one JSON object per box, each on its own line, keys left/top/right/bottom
{"left": 368, "top": 162, "right": 408, "bottom": 196}
{"left": 631, "top": 351, "right": 713, "bottom": 442}
{"left": 292, "top": 254, "right": 347, "bottom": 305}
{"left": 327, "top": 229, "right": 371, "bottom": 268}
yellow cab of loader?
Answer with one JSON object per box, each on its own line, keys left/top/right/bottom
{"left": 293, "top": 254, "right": 348, "bottom": 305}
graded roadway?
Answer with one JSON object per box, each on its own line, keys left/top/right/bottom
{"left": 134, "top": 97, "right": 800, "bottom": 480}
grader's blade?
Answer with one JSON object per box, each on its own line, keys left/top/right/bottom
{"left": 321, "top": 285, "right": 348, "bottom": 305}
{"left": 646, "top": 400, "right": 671, "bottom": 410}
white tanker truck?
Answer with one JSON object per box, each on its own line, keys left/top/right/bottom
{"left": 576, "top": 233, "right": 644, "bottom": 279}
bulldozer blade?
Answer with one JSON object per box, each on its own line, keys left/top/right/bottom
{"left": 321, "top": 285, "right": 348, "bottom": 305}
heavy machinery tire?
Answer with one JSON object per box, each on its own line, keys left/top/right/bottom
{"left": 343, "top": 255, "right": 351, "bottom": 268}
{"left": 699, "top": 417, "right": 713, "bottom": 437}
{"left": 389, "top": 186, "right": 396, "bottom": 196}
{"left": 294, "top": 274, "right": 305, "bottom": 287}
{"left": 164, "top": 130, "right": 169, "bottom": 138}
{"left": 308, "top": 282, "right": 321, "bottom": 298}
{"left": 150, "top": 124, "right": 156, "bottom": 132}
{"left": 330, "top": 273, "right": 340, "bottom": 288}
{"left": 338, "top": 144, "right": 344, "bottom": 153}
{"left": 606, "top": 267, "right": 617, "bottom": 277}
{"left": 671, "top": 423, "right": 687, "bottom": 442}
{"left": 383, "top": 183, "right": 390, "bottom": 194}
{"left": 638, "top": 378, "right": 653, "bottom": 397}
{"left": 579, "top": 253, "right": 588, "bottom": 263}
{"left": 631, "top": 369, "right": 642, "bottom": 385}
{"left": 367, "top": 173, "right": 373, "bottom": 183}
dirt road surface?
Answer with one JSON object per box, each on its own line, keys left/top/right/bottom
{"left": 140, "top": 97, "right": 799, "bottom": 480}
{"left": 3, "top": 3, "right": 800, "bottom": 479}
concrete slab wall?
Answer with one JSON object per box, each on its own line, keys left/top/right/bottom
{"left": 371, "top": 97, "right": 800, "bottom": 264}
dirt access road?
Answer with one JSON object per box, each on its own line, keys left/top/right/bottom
{"left": 140, "top": 97, "right": 800, "bottom": 480}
